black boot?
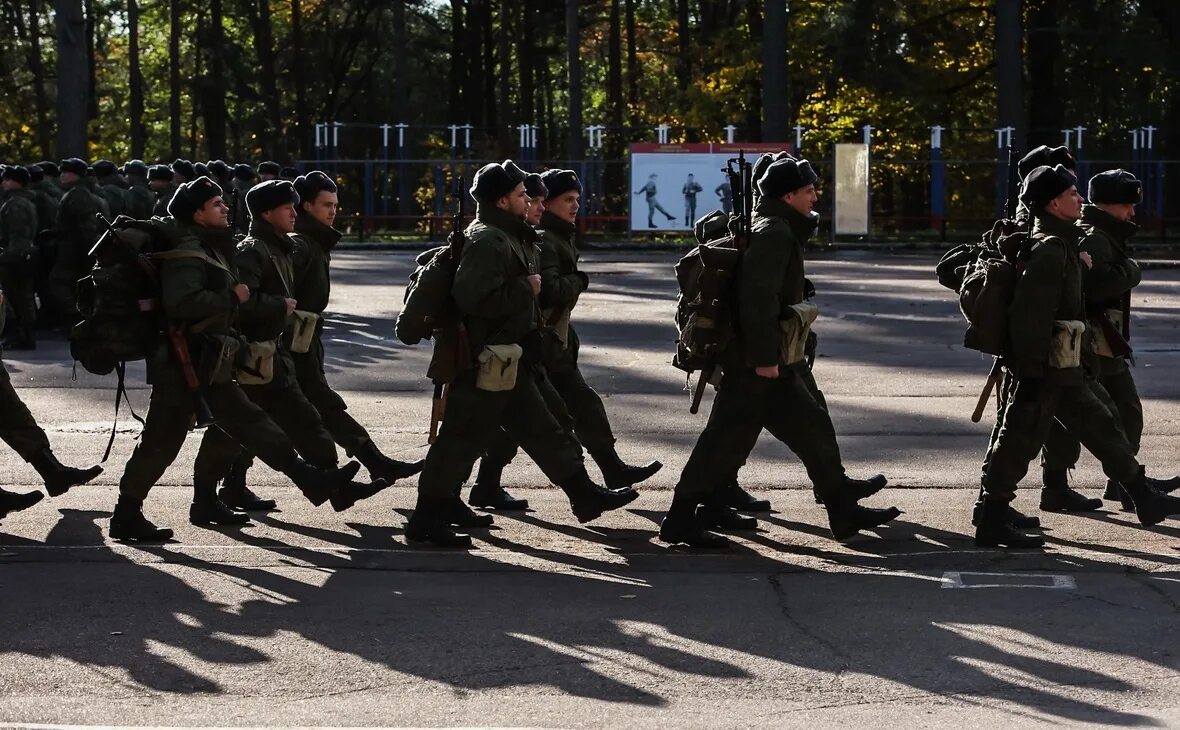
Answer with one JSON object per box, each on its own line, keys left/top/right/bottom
{"left": 1151, "top": 474, "right": 1180, "bottom": 495}
{"left": 724, "top": 481, "right": 771, "bottom": 512}
{"left": 974, "top": 500, "right": 1044, "bottom": 548}
{"left": 1040, "top": 468, "right": 1103, "bottom": 512}
{"left": 559, "top": 466, "right": 639, "bottom": 524}
{"left": 845, "top": 474, "right": 888, "bottom": 501}
{"left": 218, "top": 462, "right": 277, "bottom": 511}
{"left": 695, "top": 504, "right": 758, "bottom": 531}
{"left": 405, "top": 496, "right": 474, "bottom": 548}
{"left": 1120, "top": 469, "right": 1180, "bottom": 527}
{"left": 354, "top": 440, "right": 424, "bottom": 484}
{"left": 285, "top": 459, "right": 361, "bottom": 506}
{"left": 446, "top": 497, "right": 495, "bottom": 528}
{"left": 591, "top": 446, "right": 662, "bottom": 490}
{"left": 468, "top": 458, "right": 528, "bottom": 510}
{"left": 329, "top": 478, "right": 391, "bottom": 513}
{"left": 30, "top": 448, "right": 103, "bottom": 497}
{"left": 825, "top": 500, "right": 902, "bottom": 541}
{"left": 972, "top": 500, "right": 1041, "bottom": 529}
{"left": 109, "top": 495, "right": 174, "bottom": 542}
{"left": 658, "top": 495, "right": 728, "bottom": 548}
{"left": 1103, "top": 479, "right": 1135, "bottom": 512}
{"left": 189, "top": 498, "right": 250, "bottom": 526}
{"left": 0, "top": 488, "right": 44, "bottom": 519}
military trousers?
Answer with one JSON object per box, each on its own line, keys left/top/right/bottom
{"left": 981, "top": 373, "right": 1140, "bottom": 505}
{"left": 118, "top": 366, "right": 299, "bottom": 500}
{"left": 290, "top": 333, "right": 372, "bottom": 456}
{"left": 674, "top": 365, "right": 846, "bottom": 503}
{"left": 1041, "top": 363, "right": 1141, "bottom": 472}
{"left": 1, "top": 263, "right": 37, "bottom": 338}
{"left": 46, "top": 246, "right": 87, "bottom": 326}
{"left": 0, "top": 359, "right": 52, "bottom": 461}
{"left": 418, "top": 363, "right": 584, "bottom": 499}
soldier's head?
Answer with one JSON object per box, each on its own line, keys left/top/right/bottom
{"left": 92, "top": 160, "right": 120, "bottom": 181}
{"left": 294, "top": 171, "right": 339, "bottom": 228}
{"left": 59, "top": 158, "right": 90, "bottom": 187}
{"left": 123, "top": 160, "right": 149, "bottom": 180}
{"left": 170, "top": 177, "right": 228, "bottom": 228}
{"left": 247, "top": 179, "right": 300, "bottom": 234}
{"left": 233, "top": 163, "right": 256, "bottom": 188}
{"left": 28, "top": 164, "right": 44, "bottom": 185}
{"left": 257, "top": 161, "right": 281, "bottom": 182}
{"left": 1088, "top": 169, "right": 1141, "bottom": 222}
{"left": 523, "top": 173, "right": 548, "bottom": 226}
{"left": 757, "top": 157, "right": 819, "bottom": 217}
{"left": 540, "top": 169, "right": 582, "bottom": 225}
{"left": 470, "top": 160, "right": 529, "bottom": 216}
{"left": 1018, "top": 145, "right": 1076, "bottom": 181}
{"left": 1021, "top": 165, "right": 1081, "bottom": 221}
{"left": 172, "top": 159, "right": 196, "bottom": 184}
{"left": 148, "top": 164, "right": 173, "bottom": 192}
{"left": 1, "top": 165, "right": 29, "bottom": 191}
{"left": 35, "top": 160, "right": 60, "bottom": 181}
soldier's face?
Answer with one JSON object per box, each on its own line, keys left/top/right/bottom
{"left": 149, "top": 180, "right": 168, "bottom": 192}
{"left": 785, "top": 184, "right": 818, "bottom": 216}
{"left": 61, "top": 171, "right": 80, "bottom": 187}
{"left": 304, "top": 191, "right": 338, "bottom": 227}
{"left": 1049, "top": 186, "right": 1083, "bottom": 221}
{"left": 263, "top": 202, "right": 298, "bottom": 234}
{"left": 1103, "top": 202, "right": 1135, "bottom": 222}
{"left": 497, "top": 183, "right": 529, "bottom": 217}
{"left": 524, "top": 196, "right": 545, "bottom": 226}
{"left": 260, "top": 173, "right": 277, "bottom": 182}
{"left": 194, "top": 196, "right": 229, "bottom": 228}
{"left": 552, "top": 191, "right": 580, "bottom": 225}
{"left": 1, "top": 180, "right": 17, "bottom": 192}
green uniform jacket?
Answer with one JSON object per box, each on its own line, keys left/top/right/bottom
{"left": 1006, "top": 212, "right": 1087, "bottom": 382}
{"left": 124, "top": 177, "right": 156, "bottom": 220}
{"left": 0, "top": 189, "right": 38, "bottom": 266}
{"left": 96, "top": 175, "right": 128, "bottom": 218}
{"left": 452, "top": 205, "right": 540, "bottom": 357}
{"left": 536, "top": 210, "right": 589, "bottom": 372}
{"left": 290, "top": 214, "right": 342, "bottom": 315}
{"left": 735, "top": 197, "right": 819, "bottom": 371}
{"left": 236, "top": 220, "right": 299, "bottom": 387}
{"left": 153, "top": 184, "right": 176, "bottom": 218}
{"left": 29, "top": 181, "right": 59, "bottom": 232}
{"left": 1077, "top": 204, "right": 1140, "bottom": 377}
{"left": 57, "top": 178, "right": 106, "bottom": 256}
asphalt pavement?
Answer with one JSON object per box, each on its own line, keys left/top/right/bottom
{"left": 1, "top": 250, "right": 1178, "bottom": 728}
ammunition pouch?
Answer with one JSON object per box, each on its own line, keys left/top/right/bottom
{"left": 1048, "top": 320, "right": 1086, "bottom": 370}
{"left": 287, "top": 309, "right": 320, "bottom": 354}
{"left": 543, "top": 307, "right": 573, "bottom": 349}
{"left": 475, "top": 344, "right": 523, "bottom": 392}
{"left": 779, "top": 303, "right": 820, "bottom": 366}
{"left": 236, "top": 339, "right": 277, "bottom": 385}
{"left": 204, "top": 334, "right": 242, "bottom": 385}
{"left": 1093, "top": 309, "right": 1124, "bottom": 359}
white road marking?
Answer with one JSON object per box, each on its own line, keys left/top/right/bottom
{"left": 941, "top": 571, "right": 1076, "bottom": 589}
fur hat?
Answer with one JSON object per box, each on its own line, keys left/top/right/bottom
{"left": 2, "top": 165, "right": 30, "bottom": 186}
{"left": 246, "top": 179, "right": 300, "bottom": 218}
{"left": 470, "top": 160, "right": 527, "bottom": 205}
{"left": 257, "top": 161, "right": 282, "bottom": 177}
{"left": 167, "top": 176, "right": 224, "bottom": 222}
{"left": 539, "top": 169, "right": 582, "bottom": 200}
{"left": 148, "top": 164, "right": 174, "bottom": 182}
{"left": 172, "top": 159, "right": 196, "bottom": 181}
{"left": 756, "top": 157, "right": 818, "bottom": 199}
{"left": 60, "top": 158, "right": 90, "bottom": 176}
{"left": 523, "top": 173, "right": 548, "bottom": 199}
{"left": 35, "top": 160, "right": 60, "bottom": 178}
{"left": 1088, "top": 169, "right": 1142, "bottom": 205}
{"left": 293, "top": 171, "right": 338, "bottom": 209}
{"left": 1019, "top": 164, "right": 1077, "bottom": 209}
{"left": 123, "top": 160, "right": 149, "bottom": 178}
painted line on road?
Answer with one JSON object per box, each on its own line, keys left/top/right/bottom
{"left": 941, "top": 571, "right": 1076, "bottom": 590}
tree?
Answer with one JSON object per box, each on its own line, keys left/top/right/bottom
{"left": 994, "top": 0, "right": 1023, "bottom": 149}
{"left": 565, "top": 0, "right": 581, "bottom": 160}
{"left": 762, "top": 0, "right": 788, "bottom": 142}
{"left": 127, "top": 0, "right": 145, "bottom": 157}
{"left": 54, "top": 0, "right": 88, "bottom": 158}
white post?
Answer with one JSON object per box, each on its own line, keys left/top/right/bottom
{"left": 794, "top": 125, "right": 804, "bottom": 152}
{"left": 862, "top": 124, "right": 873, "bottom": 146}
{"left": 656, "top": 124, "right": 670, "bottom": 144}
{"left": 314, "top": 123, "right": 323, "bottom": 149}
{"left": 1129, "top": 129, "right": 1140, "bottom": 151}
{"left": 448, "top": 125, "right": 458, "bottom": 149}
{"left": 530, "top": 124, "right": 538, "bottom": 150}
{"left": 462, "top": 125, "right": 473, "bottom": 150}
{"left": 381, "top": 124, "right": 391, "bottom": 149}
{"left": 518, "top": 124, "right": 528, "bottom": 149}
{"left": 1143, "top": 126, "right": 1156, "bottom": 150}
{"left": 930, "top": 125, "right": 944, "bottom": 150}
{"left": 723, "top": 124, "right": 737, "bottom": 144}
{"left": 1062, "top": 128, "right": 1074, "bottom": 148}
{"left": 1074, "top": 126, "right": 1086, "bottom": 150}
{"left": 332, "top": 122, "right": 341, "bottom": 149}
{"left": 395, "top": 123, "right": 408, "bottom": 148}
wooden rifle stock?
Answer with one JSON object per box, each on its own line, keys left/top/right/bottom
{"left": 971, "top": 359, "right": 1002, "bottom": 423}
{"left": 429, "top": 382, "right": 446, "bottom": 444}
{"left": 166, "top": 324, "right": 216, "bottom": 429}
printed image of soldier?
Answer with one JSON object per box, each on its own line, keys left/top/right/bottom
{"left": 407, "top": 161, "right": 638, "bottom": 548}
{"left": 974, "top": 165, "right": 1180, "bottom": 549}
{"left": 121, "top": 160, "right": 156, "bottom": 220}
{"left": 108, "top": 177, "right": 370, "bottom": 541}
{"left": 148, "top": 164, "right": 176, "bottom": 217}
{"left": 634, "top": 173, "right": 676, "bottom": 229}
{"left": 659, "top": 156, "right": 900, "bottom": 548}
{"left": 0, "top": 166, "right": 40, "bottom": 349}
{"left": 0, "top": 283, "right": 103, "bottom": 522}
{"left": 715, "top": 177, "right": 733, "bottom": 215}
{"left": 682, "top": 173, "right": 703, "bottom": 226}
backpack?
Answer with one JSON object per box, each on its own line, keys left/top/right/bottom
{"left": 955, "top": 218, "right": 1031, "bottom": 356}
{"left": 395, "top": 241, "right": 453, "bottom": 346}
{"left": 672, "top": 210, "right": 741, "bottom": 375}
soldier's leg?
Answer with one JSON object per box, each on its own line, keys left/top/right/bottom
{"left": 1053, "top": 381, "right": 1140, "bottom": 486}
{"left": 1102, "top": 369, "right": 1143, "bottom": 455}
{"left": 242, "top": 381, "right": 339, "bottom": 468}
{"left": 760, "top": 374, "right": 849, "bottom": 500}
{"left": 0, "top": 361, "right": 52, "bottom": 461}
{"left": 46, "top": 257, "right": 81, "bottom": 326}
{"left": 973, "top": 370, "right": 1040, "bottom": 529}
{"left": 292, "top": 341, "right": 370, "bottom": 455}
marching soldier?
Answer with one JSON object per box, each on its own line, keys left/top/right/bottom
{"left": 49, "top": 159, "right": 106, "bottom": 326}
{"left": 408, "top": 161, "right": 638, "bottom": 548}
{"left": 974, "top": 165, "right": 1180, "bottom": 548}
{"left": 0, "top": 166, "right": 40, "bottom": 349}
{"left": 92, "top": 160, "right": 128, "bottom": 218}
{"left": 109, "top": 177, "right": 369, "bottom": 541}
{"left": 121, "top": 160, "right": 156, "bottom": 220}
{"left": 659, "top": 156, "right": 900, "bottom": 548}
{"left": 149, "top": 165, "right": 176, "bottom": 217}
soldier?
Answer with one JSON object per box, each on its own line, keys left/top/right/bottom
{"left": 172, "top": 159, "right": 196, "bottom": 186}
{"left": 280, "top": 167, "right": 299, "bottom": 181}
{"left": 33, "top": 161, "right": 65, "bottom": 201}
{"left": 974, "top": 165, "right": 1180, "bottom": 548}
{"left": 0, "top": 166, "right": 40, "bottom": 349}
{"left": 257, "top": 161, "right": 281, "bottom": 182}
{"left": 229, "top": 164, "right": 255, "bottom": 235}
{"left": 0, "top": 285, "right": 103, "bottom": 521}
{"left": 659, "top": 156, "right": 901, "bottom": 548}
{"left": 467, "top": 170, "right": 662, "bottom": 511}
{"left": 208, "top": 179, "right": 387, "bottom": 512}
{"left": 109, "top": 177, "right": 368, "bottom": 541}
{"left": 634, "top": 173, "right": 675, "bottom": 228}
{"left": 92, "top": 160, "right": 128, "bottom": 218}
{"left": 49, "top": 159, "right": 106, "bottom": 326}
{"left": 207, "top": 161, "right": 233, "bottom": 195}
{"left": 682, "top": 173, "right": 703, "bottom": 226}
{"left": 26, "top": 164, "right": 59, "bottom": 233}
{"left": 408, "top": 161, "right": 638, "bottom": 547}
{"left": 121, "top": 160, "right": 156, "bottom": 220}
{"left": 149, "top": 165, "right": 176, "bottom": 217}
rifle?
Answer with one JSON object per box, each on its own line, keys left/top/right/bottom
{"left": 971, "top": 145, "right": 1021, "bottom": 422}
{"left": 228, "top": 187, "right": 241, "bottom": 236}
{"left": 690, "top": 150, "right": 751, "bottom": 415}
{"left": 429, "top": 173, "right": 469, "bottom": 443}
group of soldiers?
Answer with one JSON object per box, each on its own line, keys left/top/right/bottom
{"left": 0, "top": 158, "right": 296, "bottom": 351}
{"left": 0, "top": 145, "right": 1177, "bottom": 550}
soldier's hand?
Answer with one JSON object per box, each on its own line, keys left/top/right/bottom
{"left": 754, "top": 365, "right": 779, "bottom": 379}
{"left": 1079, "top": 251, "right": 1093, "bottom": 270}
{"left": 233, "top": 284, "right": 250, "bottom": 303}
{"left": 527, "top": 274, "right": 542, "bottom": 296}
{"left": 285, "top": 298, "right": 298, "bottom": 315}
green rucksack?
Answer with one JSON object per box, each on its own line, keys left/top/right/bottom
{"left": 395, "top": 241, "right": 455, "bottom": 346}
{"left": 672, "top": 210, "right": 741, "bottom": 375}
{"left": 956, "top": 218, "right": 1031, "bottom": 356}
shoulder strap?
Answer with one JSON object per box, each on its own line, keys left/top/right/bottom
{"left": 150, "top": 248, "right": 234, "bottom": 275}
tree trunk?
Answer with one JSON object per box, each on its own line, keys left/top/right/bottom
{"left": 28, "top": 0, "right": 52, "bottom": 157}
{"left": 448, "top": 0, "right": 465, "bottom": 123}
{"left": 84, "top": 0, "right": 97, "bottom": 119}
{"left": 624, "top": 0, "right": 638, "bottom": 132}
{"left": 607, "top": 0, "right": 622, "bottom": 134}
{"left": 496, "top": 0, "right": 512, "bottom": 151}
{"left": 1026, "top": 0, "right": 1062, "bottom": 147}
{"left": 761, "top": 0, "right": 788, "bottom": 142}
{"left": 169, "top": 0, "right": 181, "bottom": 158}
{"left": 675, "top": 0, "right": 690, "bottom": 96}
{"left": 127, "top": 0, "right": 146, "bottom": 157}
{"left": 255, "top": 0, "right": 280, "bottom": 156}
{"left": 203, "top": 0, "right": 227, "bottom": 158}
{"left": 291, "top": 0, "right": 308, "bottom": 158}
{"left": 518, "top": 0, "right": 534, "bottom": 125}
{"left": 393, "top": 0, "right": 409, "bottom": 121}
{"left": 565, "top": 0, "right": 582, "bottom": 160}
{"left": 995, "top": 0, "right": 1024, "bottom": 149}
{"left": 54, "top": 0, "right": 88, "bottom": 157}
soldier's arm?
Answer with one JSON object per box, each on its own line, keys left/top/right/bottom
{"left": 452, "top": 237, "right": 534, "bottom": 317}
{"left": 739, "top": 231, "right": 789, "bottom": 367}
{"left": 1080, "top": 231, "right": 1141, "bottom": 301}
{"left": 235, "top": 243, "right": 289, "bottom": 331}
{"left": 161, "top": 239, "right": 239, "bottom": 322}
{"left": 538, "top": 240, "right": 584, "bottom": 311}
{"left": 1007, "top": 240, "right": 1066, "bottom": 378}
